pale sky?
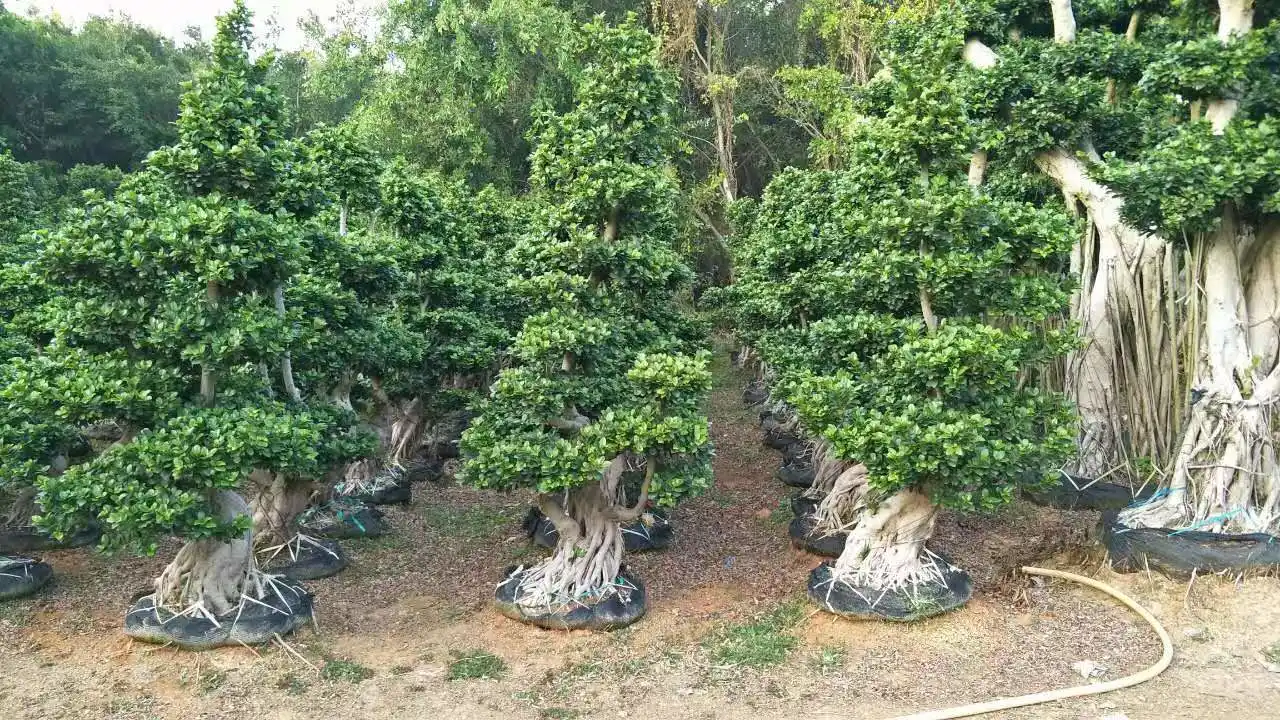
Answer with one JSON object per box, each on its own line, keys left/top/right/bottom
{"left": 20, "top": 0, "right": 378, "bottom": 50}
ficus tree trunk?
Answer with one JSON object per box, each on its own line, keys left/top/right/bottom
{"left": 829, "top": 488, "right": 946, "bottom": 591}
{"left": 515, "top": 456, "right": 651, "bottom": 609}
{"left": 811, "top": 459, "right": 869, "bottom": 534}
{"left": 387, "top": 396, "right": 425, "bottom": 468}
{"left": 249, "top": 470, "right": 313, "bottom": 548}
{"left": 1040, "top": 149, "right": 1179, "bottom": 480}
{"left": 966, "top": 26, "right": 1181, "bottom": 482}
{"left": 154, "top": 489, "right": 256, "bottom": 615}
{"left": 1122, "top": 0, "right": 1280, "bottom": 534}
{"left": 1123, "top": 224, "right": 1280, "bottom": 533}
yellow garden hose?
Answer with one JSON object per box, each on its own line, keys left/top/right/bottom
{"left": 888, "top": 566, "right": 1174, "bottom": 720}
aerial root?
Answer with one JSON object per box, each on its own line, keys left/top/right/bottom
{"left": 258, "top": 533, "right": 339, "bottom": 564}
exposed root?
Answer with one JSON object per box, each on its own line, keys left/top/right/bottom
{"left": 511, "top": 456, "right": 644, "bottom": 612}
{"left": 256, "top": 532, "right": 339, "bottom": 565}
{"left": 333, "top": 458, "right": 402, "bottom": 498}
{"left": 1121, "top": 393, "right": 1279, "bottom": 534}
{"left": 249, "top": 471, "right": 312, "bottom": 548}
{"left": 136, "top": 569, "right": 307, "bottom": 628}
{"left": 387, "top": 397, "right": 425, "bottom": 467}
{"left": 812, "top": 463, "right": 870, "bottom": 535}
{"left": 152, "top": 490, "right": 295, "bottom": 618}
{"left": 802, "top": 440, "right": 850, "bottom": 500}
{"left": 821, "top": 489, "right": 950, "bottom": 607}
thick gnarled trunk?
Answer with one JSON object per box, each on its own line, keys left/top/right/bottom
{"left": 387, "top": 397, "right": 425, "bottom": 468}
{"left": 515, "top": 456, "right": 650, "bottom": 609}
{"left": 811, "top": 459, "right": 869, "bottom": 534}
{"left": 154, "top": 490, "right": 255, "bottom": 615}
{"left": 1037, "top": 149, "right": 1178, "bottom": 480}
{"left": 1123, "top": 219, "right": 1280, "bottom": 533}
{"left": 829, "top": 489, "right": 945, "bottom": 591}
{"left": 250, "top": 470, "right": 312, "bottom": 548}
{"left": 1122, "top": 0, "right": 1279, "bottom": 534}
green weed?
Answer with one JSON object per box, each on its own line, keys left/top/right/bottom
{"left": 321, "top": 659, "right": 374, "bottom": 683}
{"left": 705, "top": 601, "right": 806, "bottom": 669}
{"left": 812, "top": 645, "right": 846, "bottom": 675}
{"left": 448, "top": 649, "right": 507, "bottom": 680}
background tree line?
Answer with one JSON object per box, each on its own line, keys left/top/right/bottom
{"left": 2, "top": 0, "right": 921, "bottom": 280}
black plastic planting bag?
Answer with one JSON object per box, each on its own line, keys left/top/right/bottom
{"left": 788, "top": 512, "right": 846, "bottom": 558}
{"left": 0, "top": 557, "right": 53, "bottom": 600}
{"left": 1102, "top": 511, "right": 1280, "bottom": 576}
{"left": 298, "top": 500, "right": 387, "bottom": 539}
{"left": 742, "top": 380, "right": 768, "bottom": 406}
{"left": 808, "top": 558, "right": 972, "bottom": 622}
{"left": 1025, "top": 474, "right": 1155, "bottom": 511}
{"left": 494, "top": 565, "right": 646, "bottom": 631}
{"left": 760, "top": 414, "right": 802, "bottom": 450}
{"left": 776, "top": 457, "right": 815, "bottom": 488}
{"left": 125, "top": 578, "right": 313, "bottom": 650}
{"left": 260, "top": 537, "right": 348, "bottom": 581}
{"left": 524, "top": 507, "right": 673, "bottom": 552}
{"left": 0, "top": 525, "right": 100, "bottom": 555}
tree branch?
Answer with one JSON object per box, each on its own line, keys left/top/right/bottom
{"left": 538, "top": 492, "right": 580, "bottom": 543}
{"left": 274, "top": 283, "right": 302, "bottom": 403}
{"left": 609, "top": 458, "right": 655, "bottom": 523}
{"left": 200, "top": 280, "right": 219, "bottom": 407}
{"left": 1049, "top": 0, "right": 1077, "bottom": 43}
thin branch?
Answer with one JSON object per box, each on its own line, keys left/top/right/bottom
{"left": 610, "top": 458, "right": 655, "bottom": 523}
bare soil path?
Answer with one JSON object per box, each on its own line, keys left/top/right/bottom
{"left": 1, "top": 348, "right": 1277, "bottom": 719}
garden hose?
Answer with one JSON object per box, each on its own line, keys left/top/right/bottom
{"left": 887, "top": 566, "right": 1174, "bottom": 720}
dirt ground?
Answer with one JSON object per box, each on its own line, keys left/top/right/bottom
{"left": 1, "top": 350, "right": 1278, "bottom": 720}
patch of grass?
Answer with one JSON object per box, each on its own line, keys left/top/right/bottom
{"left": 762, "top": 498, "right": 791, "bottom": 526}
{"left": 448, "top": 649, "right": 507, "bottom": 680}
{"left": 1264, "top": 641, "right": 1280, "bottom": 665}
{"left": 705, "top": 601, "right": 807, "bottom": 669}
{"left": 812, "top": 645, "right": 846, "bottom": 675}
{"left": 513, "top": 689, "right": 542, "bottom": 704}
{"left": 540, "top": 709, "right": 582, "bottom": 720}
{"left": 421, "top": 505, "right": 515, "bottom": 540}
{"left": 389, "top": 665, "right": 413, "bottom": 676}
{"left": 559, "top": 661, "right": 602, "bottom": 680}
{"left": 274, "top": 672, "right": 310, "bottom": 695}
{"left": 904, "top": 594, "right": 945, "bottom": 620}
{"left": 321, "top": 659, "right": 374, "bottom": 683}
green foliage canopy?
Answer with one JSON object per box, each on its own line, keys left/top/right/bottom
{"left": 461, "top": 16, "right": 712, "bottom": 507}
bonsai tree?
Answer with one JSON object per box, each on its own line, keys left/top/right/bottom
{"left": 732, "top": 27, "right": 1076, "bottom": 619}
{"left": 24, "top": 2, "right": 368, "bottom": 646}
{"left": 460, "top": 16, "right": 712, "bottom": 631}
{"left": 950, "top": 0, "right": 1280, "bottom": 561}
{"left": 318, "top": 160, "right": 516, "bottom": 501}
{"left": 1094, "top": 0, "right": 1280, "bottom": 542}
{"left": 0, "top": 149, "right": 58, "bottom": 599}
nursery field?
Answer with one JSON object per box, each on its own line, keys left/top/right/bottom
{"left": 1, "top": 354, "right": 1276, "bottom": 720}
